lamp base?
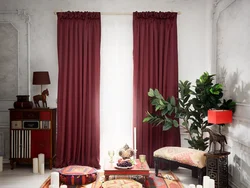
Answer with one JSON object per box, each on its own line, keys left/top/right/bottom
{"left": 33, "top": 89, "right": 49, "bottom": 108}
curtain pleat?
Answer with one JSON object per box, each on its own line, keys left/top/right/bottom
{"left": 56, "top": 11, "right": 101, "bottom": 168}
{"left": 133, "top": 11, "right": 180, "bottom": 167}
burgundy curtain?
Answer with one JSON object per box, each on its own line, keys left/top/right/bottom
{"left": 56, "top": 11, "right": 101, "bottom": 168}
{"left": 133, "top": 11, "right": 180, "bottom": 167}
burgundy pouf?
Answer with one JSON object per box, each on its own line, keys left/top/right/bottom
{"left": 59, "top": 165, "right": 97, "bottom": 185}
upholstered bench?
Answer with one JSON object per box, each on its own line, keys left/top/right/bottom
{"left": 154, "top": 147, "right": 206, "bottom": 185}
{"left": 59, "top": 165, "right": 98, "bottom": 185}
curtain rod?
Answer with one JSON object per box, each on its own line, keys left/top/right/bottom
{"left": 54, "top": 11, "right": 181, "bottom": 15}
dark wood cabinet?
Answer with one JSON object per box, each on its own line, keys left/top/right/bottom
{"left": 205, "top": 151, "right": 230, "bottom": 188}
{"left": 9, "top": 108, "right": 56, "bottom": 169}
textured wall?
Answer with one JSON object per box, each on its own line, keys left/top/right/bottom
{"left": 0, "top": 0, "right": 214, "bottom": 169}
{"left": 0, "top": 23, "right": 18, "bottom": 100}
{"left": 217, "top": 0, "right": 250, "bottom": 104}
{"left": 215, "top": 0, "right": 250, "bottom": 187}
{"left": 0, "top": 11, "right": 31, "bottom": 162}
{"left": 0, "top": 0, "right": 211, "bottom": 107}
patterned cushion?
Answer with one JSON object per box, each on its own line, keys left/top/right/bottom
{"left": 154, "top": 147, "right": 206, "bottom": 168}
{"left": 59, "top": 165, "right": 97, "bottom": 185}
{"left": 102, "top": 179, "right": 142, "bottom": 188}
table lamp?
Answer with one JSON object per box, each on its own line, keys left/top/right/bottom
{"left": 208, "top": 109, "right": 233, "bottom": 133}
{"left": 32, "top": 71, "right": 51, "bottom": 94}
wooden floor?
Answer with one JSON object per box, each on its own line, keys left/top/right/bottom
{"left": 0, "top": 163, "right": 197, "bottom": 188}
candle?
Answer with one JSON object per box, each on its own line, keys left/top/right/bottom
{"left": 210, "top": 178, "right": 215, "bottom": 188}
{"left": 203, "top": 176, "right": 210, "bottom": 188}
{"left": 188, "top": 184, "right": 195, "bottom": 188}
{"left": 197, "top": 185, "right": 203, "bottom": 188}
{"left": 38, "top": 153, "right": 45, "bottom": 172}
{"left": 134, "top": 127, "right": 136, "bottom": 151}
{"left": 60, "top": 185, "right": 67, "bottom": 188}
{"left": 0, "top": 156, "right": 3, "bottom": 172}
{"left": 32, "top": 158, "right": 38, "bottom": 173}
{"left": 51, "top": 172, "right": 60, "bottom": 188}
{"left": 40, "top": 163, "right": 45, "bottom": 174}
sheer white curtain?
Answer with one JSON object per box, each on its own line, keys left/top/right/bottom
{"left": 100, "top": 15, "right": 133, "bottom": 167}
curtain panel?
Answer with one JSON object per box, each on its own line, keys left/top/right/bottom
{"left": 133, "top": 11, "right": 180, "bottom": 167}
{"left": 56, "top": 11, "right": 101, "bottom": 168}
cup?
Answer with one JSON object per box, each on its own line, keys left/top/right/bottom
{"left": 139, "top": 154, "right": 146, "bottom": 169}
{"left": 108, "top": 150, "right": 115, "bottom": 163}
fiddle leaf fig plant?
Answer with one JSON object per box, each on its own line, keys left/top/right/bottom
{"left": 143, "top": 72, "right": 236, "bottom": 150}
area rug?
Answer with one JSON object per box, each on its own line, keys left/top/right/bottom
{"left": 40, "top": 171, "right": 183, "bottom": 188}
{"left": 149, "top": 172, "right": 184, "bottom": 188}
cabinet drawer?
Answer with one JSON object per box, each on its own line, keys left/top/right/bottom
{"left": 31, "top": 131, "right": 51, "bottom": 158}
{"left": 23, "top": 120, "right": 40, "bottom": 129}
{"left": 11, "top": 121, "right": 22, "bottom": 129}
{"left": 40, "top": 111, "right": 51, "bottom": 120}
{"left": 10, "top": 111, "right": 23, "bottom": 120}
{"left": 23, "top": 111, "right": 39, "bottom": 119}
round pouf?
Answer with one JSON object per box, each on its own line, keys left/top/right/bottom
{"left": 59, "top": 165, "right": 97, "bottom": 185}
{"left": 102, "top": 179, "right": 142, "bottom": 188}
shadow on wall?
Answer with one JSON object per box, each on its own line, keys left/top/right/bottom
{"left": 229, "top": 154, "right": 250, "bottom": 187}
{"left": 217, "top": 66, "right": 250, "bottom": 103}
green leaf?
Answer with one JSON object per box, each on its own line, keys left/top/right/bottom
{"left": 183, "top": 95, "right": 190, "bottom": 103}
{"left": 170, "top": 96, "right": 176, "bottom": 106}
{"left": 173, "top": 120, "right": 179, "bottom": 127}
{"left": 151, "top": 98, "right": 159, "bottom": 106}
{"left": 156, "top": 119, "right": 164, "bottom": 126}
{"left": 154, "top": 89, "right": 162, "bottom": 99}
{"left": 155, "top": 105, "right": 161, "bottom": 111}
{"left": 148, "top": 88, "right": 154, "bottom": 97}
{"left": 163, "top": 122, "right": 172, "bottom": 131}
{"left": 182, "top": 121, "right": 188, "bottom": 126}
{"left": 165, "top": 118, "right": 172, "bottom": 124}
{"left": 175, "top": 107, "right": 178, "bottom": 114}
{"left": 159, "top": 99, "right": 164, "bottom": 105}
{"left": 167, "top": 103, "right": 172, "bottom": 111}
{"left": 161, "top": 108, "right": 170, "bottom": 116}
{"left": 178, "top": 100, "right": 184, "bottom": 108}
{"left": 143, "top": 116, "right": 152, "bottom": 122}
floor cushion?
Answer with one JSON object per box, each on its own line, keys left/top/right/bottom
{"left": 59, "top": 165, "right": 97, "bottom": 185}
{"left": 102, "top": 179, "right": 142, "bottom": 188}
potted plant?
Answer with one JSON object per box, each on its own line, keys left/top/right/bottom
{"left": 143, "top": 72, "right": 236, "bottom": 150}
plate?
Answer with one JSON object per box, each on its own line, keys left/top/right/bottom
{"left": 114, "top": 164, "right": 134, "bottom": 169}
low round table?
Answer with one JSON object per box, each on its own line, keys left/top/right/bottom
{"left": 102, "top": 179, "right": 142, "bottom": 188}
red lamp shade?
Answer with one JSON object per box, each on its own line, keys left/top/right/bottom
{"left": 32, "top": 71, "right": 51, "bottom": 85}
{"left": 32, "top": 71, "right": 51, "bottom": 94}
{"left": 208, "top": 110, "right": 233, "bottom": 124}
